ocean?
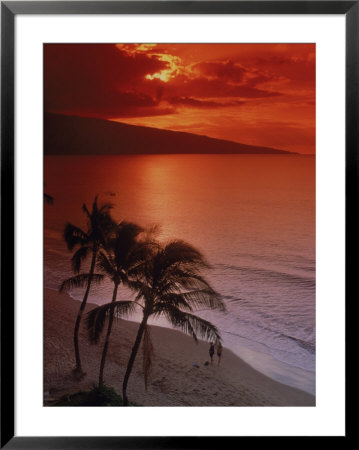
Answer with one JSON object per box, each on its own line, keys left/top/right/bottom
{"left": 44, "top": 154, "right": 315, "bottom": 395}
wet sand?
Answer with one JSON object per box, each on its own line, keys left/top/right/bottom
{"left": 44, "top": 288, "right": 315, "bottom": 406}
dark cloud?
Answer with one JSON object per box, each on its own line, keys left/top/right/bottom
{"left": 168, "top": 96, "right": 245, "bottom": 108}
{"left": 44, "top": 44, "right": 167, "bottom": 115}
{"left": 242, "top": 55, "right": 315, "bottom": 84}
{"left": 192, "top": 60, "right": 246, "bottom": 82}
{"left": 110, "top": 106, "right": 176, "bottom": 118}
{"left": 167, "top": 77, "right": 281, "bottom": 99}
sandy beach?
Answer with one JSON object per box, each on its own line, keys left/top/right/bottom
{"left": 44, "top": 288, "right": 315, "bottom": 406}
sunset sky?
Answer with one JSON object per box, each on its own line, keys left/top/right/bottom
{"left": 44, "top": 43, "right": 315, "bottom": 154}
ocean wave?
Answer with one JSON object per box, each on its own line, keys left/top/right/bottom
{"left": 281, "top": 334, "right": 316, "bottom": 354}
{"left": 217, "top": 263, "right": 315, "bottom": 289}
{"left": 220, "top": 324, "right": 315, "bottom": 356}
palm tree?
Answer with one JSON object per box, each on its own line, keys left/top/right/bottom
{"left": 88, "top": 221, "right": 152, "bottom": 388}
{"left": 88, "top": 239, "right": 225, "bottom": 405}
{"left": 60, "top": 195, "right": 114, "bottom": 376}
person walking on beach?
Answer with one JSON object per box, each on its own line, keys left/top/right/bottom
{"left": 217, "top": 342, "right": 222, "bottom": 366}
{"left": 209, "top": 342, "right": 215, "bottom": 364}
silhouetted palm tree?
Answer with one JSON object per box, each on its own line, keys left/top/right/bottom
{"left": 88, "top": 221, "right": 153, "bottom": 388}
{"left": 88, "top": 239, "right": 225, "bottom": 405}
{"left": 60, "top": 195, "right": 114, "bottom": 376}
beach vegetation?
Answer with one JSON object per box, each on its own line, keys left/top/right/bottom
{"left": 59, "top": 195, "right": 114, "bottom": 377}
{"left": 87, "top": 239, "right": 226, "bottom": 406}
{"left": 87, "top": 221, "right": 153, "bottom": 388}
{"left": 52, "top": 384, "right": 138, "bottom": 407}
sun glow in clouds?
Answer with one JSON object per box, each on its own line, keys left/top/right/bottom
{"left": 145, "top": 53, "right": 182, "bottom": 82}
{"left": 117, "top": 43, "right": 182, "bottom": 83}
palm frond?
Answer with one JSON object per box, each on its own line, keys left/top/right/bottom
{"left": 163, "top": 267, "right": 211, "bottom": 290}
{"left": 127, "top": 279, "right": 153, "bottom": 301}
{"left": 116, "top": 221, "right": 143, "bottom": 246}
{"left": 160, "top": 304, "right": 222, "bottom": 344}
{"left": 140, "top": 224, "right": 161, "bottom": 242}
{"left": 179, "top": 289, "right": 225, "bottom": 312}
{"left": 156, "top": 274, "right": 212, "bottom": 299}
{"left": 155, "top": 293, "right": 193, "bottom": 312}
{"left": 128, "top": 239, "right": 158, "bottom": 270}
{"left": 120, "top": 244, "right": 149, "bottom": 272}
{"left": 71, "top": 246, "right": 91, "bottom": 273}
{"left": 89, "top": 195, "right": 114, "bottom": 223}
{"left": 105, "top": 222, "right": 151, "bottom": 275}
{"left": 59, "top": 273, "right": 104, "bottom": 293}
{"left": 161, "top": 240, "right": 209, "bottom": 269}
{"left": 152, "top": 240, "right": 210, "bottom": 289}
{"left": 98, "top": 201, "right": 114, "bottom": 215}
{"left": 82, "top": 200, "right": 92, "bottom": 220}
{"left": 97, "top": 251, "right": 117, "bottom": 279}
{"left": 86, "top": 301, "right": 137, "bottom": 344}
{"left": 142, "top": 325, "right": 154, "bottom": 391}
{"left": 63, "top": 223, "right": 88, "bottom": 250}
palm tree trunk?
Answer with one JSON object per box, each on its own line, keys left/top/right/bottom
{"left": 122, "top": 313, "right": 149, "bottom": 406}
{"left": 73, "top": 249, "right": 97, "bottom": 374}
{"left": 99, "top": 282, "right": 119, "bottom": 388}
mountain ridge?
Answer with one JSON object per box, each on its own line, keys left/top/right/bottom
{"left": 44, "top": 113, "right": 296, "bottom": 156}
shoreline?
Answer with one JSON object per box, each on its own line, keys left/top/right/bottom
{"left": 47, "top": 285, "right": 315, "bottom": 395}
{"left": 221, "top": 335, "right": 315, "bottom": 395}
{"left": 44, "top": 288, "right": 315, "bottom": 406}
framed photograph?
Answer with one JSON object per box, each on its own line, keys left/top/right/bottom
{"left": 1, "top": 1, "right": 354, "bottom": 446}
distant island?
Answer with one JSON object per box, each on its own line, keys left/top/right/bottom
{"left": 44, "top": 113, "right": 296, "bottom": 156}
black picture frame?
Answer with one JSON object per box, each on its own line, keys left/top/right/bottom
{"left": 1, "top": 1, "right": 355, "bottom": 447}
